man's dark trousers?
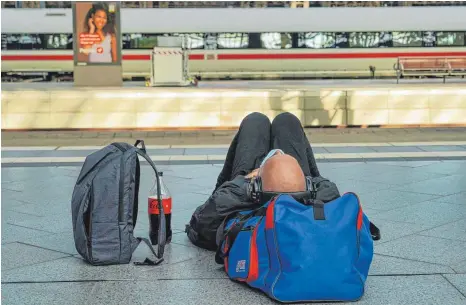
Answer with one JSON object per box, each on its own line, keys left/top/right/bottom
{"left": 213, "top": 111, "right": 321, "bottom": 192}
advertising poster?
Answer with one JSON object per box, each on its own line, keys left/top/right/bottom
{"left": 73, "top": 1, "right": 121, "bottom": 66}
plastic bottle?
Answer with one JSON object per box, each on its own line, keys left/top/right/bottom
{"left": 148, "top": 172, "right": 172, "bottom": 245}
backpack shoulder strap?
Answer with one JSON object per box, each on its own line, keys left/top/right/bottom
{"left": 134, "top": 237, "right": 164, "bottom": 266}
{"left": 134, "top": 140, "right": 146, "bottom": 153}
{"left": 132, "top": 145, "right": 167, "bottom": 263}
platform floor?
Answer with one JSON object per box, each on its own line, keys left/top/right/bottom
{"left": 3, "top": 78, "right": 466, "bottom": 90}
{"left": 2, "top": 129, "right": 466, "bottom": 304}
{"left": 3, "top": 128, "right": 466, "bottom": 166}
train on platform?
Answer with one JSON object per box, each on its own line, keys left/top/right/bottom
{"left": 1, "top": 7, "right": 466, "bottom": 80}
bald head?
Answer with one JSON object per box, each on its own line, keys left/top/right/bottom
{"left": 260, "top": 154, "right": 306, "bottom": 193}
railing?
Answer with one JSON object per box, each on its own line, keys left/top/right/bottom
{"left": 394, "top": 57, "right": 466, "bottom": 83}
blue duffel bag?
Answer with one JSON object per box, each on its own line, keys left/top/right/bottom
{"left": 215, "top": 192, "right": 380, "bottom": 303}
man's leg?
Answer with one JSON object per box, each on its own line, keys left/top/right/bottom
{"left": 213, "top": 112, "right": 271, "bottom": 191}
{"left": 271, "top": 112, "right": 320, "bottom": 177}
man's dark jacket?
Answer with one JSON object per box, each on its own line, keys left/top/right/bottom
{"left": 186, "top": 175, "right": 340, "bottom": 251}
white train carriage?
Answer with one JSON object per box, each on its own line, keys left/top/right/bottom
{"left": 2, "top": 7, "right": 466, "bottom": 79}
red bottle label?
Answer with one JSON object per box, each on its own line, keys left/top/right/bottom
{"left": 148, "top": 197, "right": 172, "bottom": 215}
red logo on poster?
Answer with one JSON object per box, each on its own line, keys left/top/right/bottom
{"left": 97, "top": 47, "right": 103, "bottom": 54}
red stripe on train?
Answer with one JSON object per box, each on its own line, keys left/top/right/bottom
{"left": 2, "top": 55, "right": 74, "bottom": 61}
{"left": 0, "top": 54, "right": 204, "bottom": 61}
{"left": 218, "top": 52, "right": 466, "bottom": 60}
{"left": 2, "top": 52, "right": 466, "bottom": 61}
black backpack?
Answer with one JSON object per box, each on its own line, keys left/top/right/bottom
{"left": 71, "top": 140, "right": 165, "bottom": 266}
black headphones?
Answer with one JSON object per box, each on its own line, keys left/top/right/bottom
{"left": 247, "top": 175, "right": 315, "bottom": 204}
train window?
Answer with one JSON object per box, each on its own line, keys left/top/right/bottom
{"left": 1, "top": 34, "right": 7, "bottom": 50}
{"left": 1, "top": 1, "right": 17, "bottom": 8}
{"left": 378, "top": 32, "right": 393, "bottom": 47}
{"left": 126, "top": 33, "right": 159, "bottom": 49}
{"left": 122, "top": 33, "right": 206, "bottom": 49}
{"left": 260, "top": 33, "right": 292, "bottom": 49}
{"left": 19, "top": 1, "right": 41, "bottom": 8}
{"left": 335, "top": 32, "right": 349, "bottom": 48}
{"left": 122, "top": 1, "right": 142, "bottom": 8}
{"left": 267, "top": 2, "right": 287, "bottom": 7}
{"left": 204, "top": 33, "right": 218, "bottom": 50}
{"left": 45, "top": 34, "right": 72, "bottom": 49}
{"left": 436, "top": 31, "right": 465, "bottom": 46}
{"left": 392, "top": 31, "right": 422, "bottom": 47}
{"left": 298, "top": 32, "right": 335, "bottom": 48}
{"left": 185, "top": 33, "right": 205, "bottom": 49}
{"left": 380, "top": 1, "right": 399, "bottom": 6}
{"left": 1, "top": 34, "right": 44, "bottom": 50}
{"left": 217, "top": 33, "right": 249, "bottom": 49}
{"left": 122, "top": 1, "right": 157, "bottom": 8}
{"left": 349, "top": 32, "right": 380, "bottom": 48}
{"left": 422, "top": 31, "right": 436, "bottom": 47}
{"left": 122, "top": 34, "right": 132, "bottom": 49}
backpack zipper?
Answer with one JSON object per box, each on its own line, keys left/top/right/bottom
{"left": 112, "top": 143, "right": 126, "bottom": 223}
{"left": 86, "top": 183, "right": 94, "bottom": 262}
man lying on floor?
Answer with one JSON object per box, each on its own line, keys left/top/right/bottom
{"left": 186, "top": 112, "right": 340, "bottom": 250}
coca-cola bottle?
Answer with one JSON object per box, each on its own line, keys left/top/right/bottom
{"left": 148, "top": 172, "right": 172, "bottom": 245}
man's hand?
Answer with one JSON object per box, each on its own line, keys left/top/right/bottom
{"left": 246, "top": 168, "right": 259, "bottom": 179}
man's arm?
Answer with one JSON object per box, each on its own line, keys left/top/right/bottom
{"left": 187, "top": 175, "right": 256, "bottom": 250}
{"left": 245, "top": 168, "right": 259, "bottom": 179}
{"left": 213, "top": 176, "right": 256, "bottom": 215}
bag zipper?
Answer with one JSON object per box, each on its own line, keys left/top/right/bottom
{"left": 263, "top": 198, "right": 277, "bottom": 294}
{"left": 85, "top": 183, "right": 94, "bottom": 262}
{"left": 112, "top": 143, "right": 126, "bottom": 223}
{"left": 270, "top": 219, "right": 283, "bottom": 300}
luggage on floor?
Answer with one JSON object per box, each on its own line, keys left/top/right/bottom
{"left": 215, "top": 192, "right": 380, "bottom": 303}
{"left": 186, "top": 175, "right": 341, "bottom": 252}
{"left": 71, "top": 140, "right": 166, "bottom": 266}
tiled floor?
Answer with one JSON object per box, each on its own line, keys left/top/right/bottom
{"left": 2, "top": 157, "right": 466, "bottom": 304}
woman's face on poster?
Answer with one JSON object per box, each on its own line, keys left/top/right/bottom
{"left": 93, "top": 9, "right": 107, "bottom": 30}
